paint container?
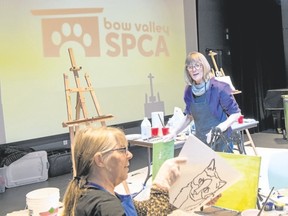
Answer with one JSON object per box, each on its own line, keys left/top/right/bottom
{"left": 26, "top": 187, "right": 60, "bottom": 216}
{"left": 238, "top": 115, "right": 244, "bottom": 124}
{"left": 264, "top": 202, "right": 273, "bottom": 211}
{"left": 274, "top": 202, "right": 285, "bottom": 211}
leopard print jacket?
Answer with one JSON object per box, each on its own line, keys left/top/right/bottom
{"left": 133, "top": 184, "right": 177, "bottom": 216}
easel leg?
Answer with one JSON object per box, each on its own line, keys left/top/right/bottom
{"left": 244, "top": 129, "right": 258, "bottom": 156}
{"left": 69, "top": 127, "right": 75, "bottom": 145}
{"left": 122, "top": 180, "right": 131, "bottom": 194}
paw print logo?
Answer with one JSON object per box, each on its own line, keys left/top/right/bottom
{"left": 32, "top": 8, "right": 103, "bottom": 57}
{"left": 51, "top": 22, "right": 92, "bottom": 49}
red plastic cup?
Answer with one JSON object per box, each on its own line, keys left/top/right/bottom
{"left": 162, "top": 127, "right": 169, "bottom": 135}
{"left": 151, "top": 128, "right": 159, "bottom": 137}
{"left": 238, "top": 115, "right": 244, "bottom": 124}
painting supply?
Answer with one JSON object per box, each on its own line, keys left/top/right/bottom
{"left": 141, "top": 117, "right": 151, "bottom": 139}
{"left": 274, "top": 202, "right": 285, "bottom": 211}
{"left": 257, "top": 187, "right": 274, "bottom": 216}
{"left": 157, "top": 113, "right": 165, "bottom": 127}
{"left": 238, "top": 115, "right": 244, "bottom": 124}
{"left": 26, "top": 187, "right": 60, "bottom": 216}
{"left": 264, "top": 202, "right": 273, "bottom": 211}
{"left": 151, "top": 111, "right": 164, "bottom": 128}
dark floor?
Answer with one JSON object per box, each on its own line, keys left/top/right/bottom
{"left": 0, "top": 130, "right": 287, "bottom": 216}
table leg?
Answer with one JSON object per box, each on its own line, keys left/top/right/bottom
{"left": 143, "top": 147, "right": 151, "bottom": 186}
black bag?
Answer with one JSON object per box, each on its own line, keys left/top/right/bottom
{"left": 47, "top": 149, "right": 72, "bottom": 177}
{"left": 0, "top": 145, "right": 33, "bottom": 167}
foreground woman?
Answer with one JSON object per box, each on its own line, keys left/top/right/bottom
{"left": 61, "top": 126, "right": 187, "bottom": 216}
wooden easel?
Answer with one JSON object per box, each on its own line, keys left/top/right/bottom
{"left": 208, "top": 50, "right": 225, "bottom": 77}
{"left": 62, "top": 48, "right": 131, "bottom": 194}
{"left": 62, "top": 48, "right": 114, "bottom": 143}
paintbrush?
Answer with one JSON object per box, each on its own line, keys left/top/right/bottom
{"left": 257, "top": 187, "right": 274, "bottom": 216}
{"left": 158, "top": 113, "right": 165, "bottom": 127}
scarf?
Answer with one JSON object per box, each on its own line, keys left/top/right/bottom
{"left": 192, "top": 80, "right": 210, "bottom": 96}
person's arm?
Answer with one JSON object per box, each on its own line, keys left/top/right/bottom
{"left": 206, "top": 112, "right": 242, "bottom": 144}
{"left": 163, "top": 115, "right": 193, "bottom": 141}
{"left": 174, "top": 115, "right": 193, "bottom": 135}
{"left": 206, "top": 81, "right": 242, "bottom": 143}
{"left": 133, "top": 185, "right": 176, "bottom": 216}
{"left": 133, "top": 157, "right": 187, "bottom": 215}
{"left": 217, "top": 81, "right": 241, "bottom": 131}
{"left": 217, "top": 112, "right": 242, "bottom": 132}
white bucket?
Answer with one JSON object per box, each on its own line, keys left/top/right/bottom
{"left": 26, "top": 187, "right": 60, "bottom": 216}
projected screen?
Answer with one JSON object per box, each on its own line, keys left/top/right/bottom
{"left": 0, "top": 0, "right": 197, "bottom": 143}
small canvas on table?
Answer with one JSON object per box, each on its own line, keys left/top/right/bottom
{"left": 152, "top": 140, "right": 174, "bottom": 180}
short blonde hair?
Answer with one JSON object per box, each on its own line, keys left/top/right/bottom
{"left": 184, "top": 51, "right": 211, "bottom": 85}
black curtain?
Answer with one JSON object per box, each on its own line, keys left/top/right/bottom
{"left": 225, "top": 0, "right": 287, "bottom": 131}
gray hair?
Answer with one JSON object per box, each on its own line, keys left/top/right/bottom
{"left": 184, "top": 51, "right": 211, "bottom": 85}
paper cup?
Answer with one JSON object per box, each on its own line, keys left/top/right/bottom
{"left": 238, "top": 115, "right": 244, "bottom": 124}
{"left": 151, "top": 128, "right": 159, "bottom": 137}
{"left": 162, "top": 127, "right": 169, "bottom": 135}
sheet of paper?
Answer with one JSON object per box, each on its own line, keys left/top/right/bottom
{"left": 169, "top": 135, "right": 242, "bottom": 212}
{"left": 152, "top": 140, "right": 174, "bottom": 180}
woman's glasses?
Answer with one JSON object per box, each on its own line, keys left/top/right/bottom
{"left": 101, "top": 146, "right": 129, "bottom": 155}
{"left": 186, "top": 63, "right": 202, "bottom": 71}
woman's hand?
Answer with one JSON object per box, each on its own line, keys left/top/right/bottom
{"left": 153, "top": 157, "right": 188, "bottom": 190}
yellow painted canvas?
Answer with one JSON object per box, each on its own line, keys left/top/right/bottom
{"left": 215, "top": 152, "right": 261, "bottom": 211}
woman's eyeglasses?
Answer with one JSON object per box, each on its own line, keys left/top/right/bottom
{"left": 186, "top": 63, "right": 202, "bottom": 71}
{"left": 101, "top": 146, "right": 129, "bottom": 155}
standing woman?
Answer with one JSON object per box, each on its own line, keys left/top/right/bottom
{"left": 168, "top": 51, "right": 241, "bottom": 152}
{"left": 61, "top": 126, "right": 187, "bottom": 216}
